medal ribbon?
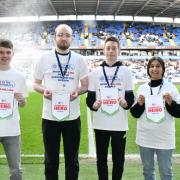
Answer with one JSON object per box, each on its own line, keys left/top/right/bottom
{"left": 102, "top": 66, "right": 119, "bottom": 88}
{"left": 150, "top": 82, "right": 163, "bottom": 95}
{"left": 55, "top": 50, "right": 71, "bottom": 79}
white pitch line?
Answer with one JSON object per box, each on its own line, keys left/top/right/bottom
{"left": 0, "top": 108, "right": 97, "bottom": 159}
{"left": 0, "top": 154, "right": 90, "bottom": 158}
{"left": 1, "top": 154, "right": 180, "bottom": 160}
{"left": 87, "top": 107, "right": 96, "bottom": 157}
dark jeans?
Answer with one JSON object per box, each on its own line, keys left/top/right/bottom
{"left": 42, "top": 117, "right": 81, "bottom": 180}
{"left": 94, "top": 129, "right": 126, "bottom": 180}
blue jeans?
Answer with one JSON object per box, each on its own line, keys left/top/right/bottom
{"left": 42, "top": 117, "right": 81, "bottom": 180}
{"left": 0, "top": 136, "right": 22, "bottom": 180}
{"left": 139, "top": 146, "right": 173, "bottom": 180}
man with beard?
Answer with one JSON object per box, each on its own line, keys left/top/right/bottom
{"left": 33, "top": 24, "right": 88, "bottom": 180}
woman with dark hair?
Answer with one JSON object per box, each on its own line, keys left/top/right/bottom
{"left": 130, "top": 56, "right": 180, "bottom": 180}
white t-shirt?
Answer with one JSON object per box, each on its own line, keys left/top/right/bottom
{"left": 34, "top": 50, "right": 88, "bottom": 121}
{"left": 0, "top": 68, "right": 28, "bottom": 137}
{"left": 88, "top": 64, "right": 133, "bottom": 131}
{"left": 136, "top": 81, "right": 180, "bottom": 149}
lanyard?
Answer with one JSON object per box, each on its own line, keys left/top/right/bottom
{"left": 55, "top": 50, "right": 71, "bottom": 79}
{"left": 150, "top": 82, "right": 163, "bottom": 95}
{"left": 102, "top": 66, "right": 119, "bottom": 88}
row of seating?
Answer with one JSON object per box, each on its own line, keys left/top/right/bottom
{"left": 0, "top": 21, "right": 179, "bottom": 49}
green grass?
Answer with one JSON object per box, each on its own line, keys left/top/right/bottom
{"left": 0, "top": 158, "right": 180, "bottom": 180}
{"left": 0, "top": 91, "right": 88, "bottom": 154}
{"left": 0, "top": 85, "right": 180, "bottom": 155}
{"left": 79, "top": 95, "right": 88, "bottom": 153}
{"left": 0, "top": 85, "right": 180, "bottom": 179}
{"left": 20, "top": 92, "right": 44, "bottom": 154}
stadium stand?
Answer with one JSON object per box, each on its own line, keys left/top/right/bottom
{"left": 0, "top": 21, "right": 180, "bottom": 50}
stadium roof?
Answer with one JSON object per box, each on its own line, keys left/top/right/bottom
{"left": 0, "top": 0, "right": 180, "bottom": 18}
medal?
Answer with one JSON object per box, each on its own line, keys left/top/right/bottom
{"left": 52, "top": 92, "right": 70, "bottom": 121}
{"left": 145, "top": 94, "right": 165, "bottom": 123}
{"left": 0, "top": 91, "right": 14, "bottom": 119}
{"left": 100, "top": 88, "right": 119, "bottom": 115}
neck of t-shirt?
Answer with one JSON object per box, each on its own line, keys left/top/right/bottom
{"left": 106, "top": 60, "right": 117, "bottom": 67}
{"left": 0, "top": 65, "right": 11, "bottom": 71}
{"left": 56, "top": 48, "right": 70, "bottom": 55}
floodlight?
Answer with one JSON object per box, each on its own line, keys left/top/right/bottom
{"left": 96, "top": 16, "right": 114, "bottom": 21}
{"left": 58, "top": 15, "right": 76, "bottom": 20}
{"left": 154, "top": 17, "right": 173, "bottom": 23}
{"left": 134, "top": 16, "right": 152, "bottom": 22}
{"left": 174, "top": 18, "right": 180, "bottom": 24}
{"left": 19, "top": 16, "right": 39, "bottom": 22}
{"left": 39, "top": 16, "right": 58, "bottom": 21}
{"left": 115, "top": 16, "right": 133, "bottom": 21}
{"left": 0, "top": 17, "right": 18, "bottom": 23}
{"left": 77, "top": 15, "right": 95, "bottom": 20}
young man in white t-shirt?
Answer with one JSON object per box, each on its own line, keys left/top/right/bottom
{"left": 33, "top": 24, "right": 88, "bottom": 180}
{"left": 0, "top": 39, "right": 28, "bottom": 180}
{"left": 86, "top": 36, "right": 134, "bottom": 180}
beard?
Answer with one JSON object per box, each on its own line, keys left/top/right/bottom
{"left": 56, "top": 41, "right": 70, "bottom": 50}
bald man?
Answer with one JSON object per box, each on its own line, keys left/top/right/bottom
{"left": 33, "top": 24, "right": 88, "bottom": 180}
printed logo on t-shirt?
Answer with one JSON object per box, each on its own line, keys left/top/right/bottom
{"left": 99, "top": 75, "right": 122, "bottom": 88}
{"left": 0, "top": 80, "right": 15, "bottom": 91}
{"left": 51, "top": 63, "right": 75, "bottom": 82}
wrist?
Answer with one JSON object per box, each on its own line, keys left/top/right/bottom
{"left": 18, "top": 98, "right": 26, "bottom": 107}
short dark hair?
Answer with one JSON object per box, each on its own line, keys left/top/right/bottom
{"left": 104, "top": 36, "right": 120, "bottom": 48}
{"left": 0, "top": 39, "right": 13, "bottom": 49}
{"left": 147, "top": 56, "right": 165, "bottom": 78}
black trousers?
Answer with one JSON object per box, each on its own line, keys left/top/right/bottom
{"left": 42, "top": 117, "right": 81, "bottom": 180}
{"left": 94, "top": 129, "right": 126, "bottom": 180}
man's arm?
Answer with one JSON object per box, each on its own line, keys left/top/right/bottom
{"left": 78, "top": 76, "right": 88, "bottom": 95}
{"left": 33, "top": 79, "right": 52, "bottom": 100}
{"left": 70, "top": 76, "right": 88, "bottom": 101}
{"left": 14, "top": 93, "right": 27, "bottom": 107}
{"left": 33, "top": 79, "right": 44, "bottom": 94}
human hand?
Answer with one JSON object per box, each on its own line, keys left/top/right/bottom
{"left": 118, "top": 97, "right": 128, "bottom": 108}
{"left": 137, "top": 95, "right": 145, "bottom": 106}
{"left": 163, "top": 93, "right": 173, "bottom": 105}
{"left": 70, "top": 91, "right": 78, "bottom": 101}
{"left": 44, "top": 89, "right": 52, "bottom": 100}
{"left": 93, "top": 100, "right": 101, "bottom": 110}
{"left": 14, "top": 93, "right": 26, "bottom": 107}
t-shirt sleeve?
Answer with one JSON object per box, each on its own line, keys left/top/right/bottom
{"left": 88, "top": 70, "right": 96, "bottom": 91}
{"left": 124, "top": 67, "right": 133, "bottom": 91}
{"left": 18, "top": 75, "right": 28, "bottom": 98}
{"left": 33, "top": 56, "right": 44, "bottom": 80}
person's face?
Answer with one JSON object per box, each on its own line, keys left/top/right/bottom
{"left": 55, "top": 26, "right": 73, "bottom": 51}
{"left": 103, "top": 41, "right": 120, "bottom": 62}
{"left": 149, "top": 60, "right": 164, "bottom": 80}
{"left": 0, "top": 47, "right": 13, "bottom": 66}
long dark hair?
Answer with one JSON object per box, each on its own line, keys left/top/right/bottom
{"left": 147, "top": 56, "right": 165, "bottom": 78}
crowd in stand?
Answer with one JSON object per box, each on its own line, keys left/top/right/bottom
{"left": 1, "top": 21, "right": 180, "bottom": 84}
{"left": 88, "top": 58, "right": 180, "bottom": 83}
{"left": 0, "top": 21, "right": 180, "bottom": 49}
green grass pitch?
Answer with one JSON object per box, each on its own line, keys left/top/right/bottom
{"left": 0, "top": 85, "right": 180, "bottom": 155}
